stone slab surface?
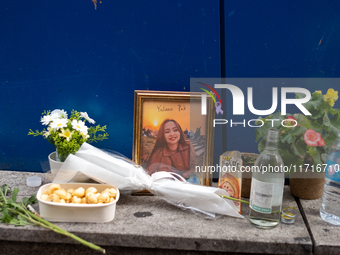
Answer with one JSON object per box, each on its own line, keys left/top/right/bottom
{"left": 0, "top": 171, "right": 312, "bottom": 254}
{"left": 300, "top": 197, "right": 340, "bottom": 255}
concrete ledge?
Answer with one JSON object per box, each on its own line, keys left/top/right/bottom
{"left": 0, "top": 240, "right": 272, "bottom": 255}
{"left": 300, "top": 198, "right": 340, "bottom": 255}
{"left": 0, "top": 171, "right": 312, "bottom": 254}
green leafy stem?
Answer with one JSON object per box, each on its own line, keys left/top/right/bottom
{"left": 218, "top": 194, "right": 250, "bottom": 205}
{"left": 0, "top": 184, "right": 105, "bottom": 253}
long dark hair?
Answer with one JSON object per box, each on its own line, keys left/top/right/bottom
{"left": 147, "top": 119, "right": 186, "bottom": 163}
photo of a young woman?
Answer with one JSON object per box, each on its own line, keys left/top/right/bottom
{"left": 133, "top": 92, "right": 213, "bottom": 185}
{"left": 142, "top": 119, "right": 196, "bottom": 181}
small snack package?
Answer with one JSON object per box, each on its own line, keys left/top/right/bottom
{"left": 218, "top": 151, "right": 242, "bottom": 214}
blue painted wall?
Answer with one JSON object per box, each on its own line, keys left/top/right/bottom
{"left": 223, "top": 0, "right": 340, "bottom": 154}
{"left": 1, "top": 0, "right": 340, "bottom": 172}
{"left": 0, "top": 1, "right": 220, "bottom": 171}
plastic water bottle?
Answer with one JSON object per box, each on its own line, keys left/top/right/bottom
{"left": 249, "top": 128, "right": 285, "bottom": 229}
{"left": 320, "top": 134, "right": 340, "bottom": 225}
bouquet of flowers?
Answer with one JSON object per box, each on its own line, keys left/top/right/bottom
{"left": 255, "top": 88, "right": 340, "bottom": 169}
{"left": 28, "top": 109, "right": 108, "bottom": 162}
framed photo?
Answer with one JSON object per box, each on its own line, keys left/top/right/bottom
{"left": 132, "top": 90, "right": 214, "bottom": 186}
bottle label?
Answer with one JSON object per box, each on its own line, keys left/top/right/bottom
{"left": 250, "top": 178, "right": 273, "bottom": 214}
{"left": 325, "top": 157, "right": 340, "bottom": 182}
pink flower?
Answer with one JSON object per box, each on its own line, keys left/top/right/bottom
{"left": 285, "top": 116, "right": 297, "bottom": 127}
{"left": 317, "top": 138, "right": 326, "bottom": 146}
{"left": 303, "top": 129, "right": 321, "bottom": 146}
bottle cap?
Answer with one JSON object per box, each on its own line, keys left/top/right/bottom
{"left": 281, "top": 207, "right": 296, "bottom": 224}
{"left": 26, "top": 176, "right": 42, "bottom": 187}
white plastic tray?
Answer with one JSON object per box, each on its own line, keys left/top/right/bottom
{"left": 37, "top": 183, "right": 120, "bottom": 222}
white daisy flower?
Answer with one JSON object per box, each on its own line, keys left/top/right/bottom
{"left": 50, "top": 109, "right": 68, "bottom": 119}
{"left": 59, "top": 128, "right": 73, "bottom": 142}
{"left": 50, "top": 112, "right": 60, "bottom": 120}
{"left": 71, "top": 119, "right": 88, "bottom": 134}
{"left": 82, "top": 128, "right": 89, "bottom": 136}
{"left": 80, "top": 112, "right": 95, "bottom": 124}
{"left": 41, "top": 115, "right": 52, "bottom": 125}
{"left": 50, "top": 118, "right": 68, "bottom": 130}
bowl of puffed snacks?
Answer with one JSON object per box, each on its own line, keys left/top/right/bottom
{"left": 37, "top": 183, "right": 120, "bottom": 222}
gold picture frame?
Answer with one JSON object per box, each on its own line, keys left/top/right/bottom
{"left": 132, "top": 90, "right": 214, "bottom": 186}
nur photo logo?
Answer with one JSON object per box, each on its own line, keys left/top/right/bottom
{"left": 198, "top": 82, "right": 312, "bottom": 128}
